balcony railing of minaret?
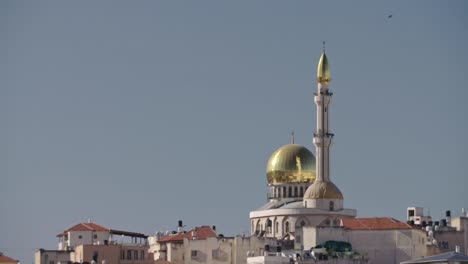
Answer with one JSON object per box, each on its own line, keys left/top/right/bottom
{"left": 313, "top": 91, "right": 333, "bottom": 96}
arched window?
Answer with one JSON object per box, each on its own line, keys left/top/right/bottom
{"left": 285, "top": 221, "right": 290, "bottom": 233}
{"left": 325, "top": 219, "right": 331, "bottom": 226}
{"left": 301, "top": 221, "right": 306, "bottom": 227}
{"left": 256, "top": 221, "right": 260, "bottom": 233}
{"left": 283, "top": 187, "right": 286, "bottom": 197}
{"left": 294, "top": 187, "right": 298, "bottom": 197}
{"left": 329, "top": 201, "right": 334, "bottom": 211}
{"left": 288, "top": 186, "right": 292, "bottom": 197}
{"left": 275, "top": 222, "right": 279, "bottom": 234}
{"left": 266, "top": 219, "right": 272, "bottom": 234}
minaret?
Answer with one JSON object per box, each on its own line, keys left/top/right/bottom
{"left": 303, "top": 48, "right": 343, "bottom": 210}
{"left": 313, "top": 49, "right": 333, "bottom": 183}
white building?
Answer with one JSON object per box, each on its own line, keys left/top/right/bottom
{"left": 148, "top": 224, "right": 279, "bottom": 264}
{"left": 35, "top": 221, "right": 152, "bottom": 264}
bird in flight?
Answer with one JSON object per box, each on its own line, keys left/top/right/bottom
{"left": 388, "top": 14, "right": 393, "bottom": 19}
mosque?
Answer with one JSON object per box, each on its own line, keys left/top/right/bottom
{"left": 249, "top": 50, "right": 357, "bottom": 244}
{"left": 244, "top": 49, "right": 468, "bottom": 263}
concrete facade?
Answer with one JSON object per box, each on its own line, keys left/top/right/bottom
{"left": 300, "top": 226, "right": 433, "bottom": 264}
{"left": 59, "top": 230, "right": 111, "bottom": 250}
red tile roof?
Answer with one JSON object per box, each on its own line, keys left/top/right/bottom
{"left": 342, "top": 217, "right": 412, "bottom": 230}
{"left": 0, "top": 253, "right": 18, "bottom": 263}
{"left": 158, "top": 226, "right": 217, "bottom": 243}
{"left": 57, "top": 222, "right": 109, "bottom": 237}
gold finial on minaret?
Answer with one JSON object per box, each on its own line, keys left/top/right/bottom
{"left": 317, "top": 42, "right": 331, "bottom": 83}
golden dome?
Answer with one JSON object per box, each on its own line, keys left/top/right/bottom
{"left": 266, "top": 144, "right": 316, "bottom": 184}
{"left": 304, "top": 181, "right": 343, "bottom": 200}
{"left": 317, "top": 51, "right": 330, "bottom": 83}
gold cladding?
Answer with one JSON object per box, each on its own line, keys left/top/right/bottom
{"left": 266, "top": 144, "right": 316, "bottom": 184}
{"left": 317, "top": 51, "right": 331, "bottom": 83}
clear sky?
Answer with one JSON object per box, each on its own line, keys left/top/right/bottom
{"left": 1, "top": 1, "right": 467, "bottom": 263}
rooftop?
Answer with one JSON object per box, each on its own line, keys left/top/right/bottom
{"left": 342, "top": 217, "right": 412, "bottom": 230}
{"left": 57, "top": 222, "right": 147, "bottom": 238}
{"left": 158, "top": 226, "right": 217, "bottom": 243}
{"left": 0, "top": 252, "right": 18, "bottom": 263}
{"left": 401, "top": 251, "right": 468, "bottom": 264}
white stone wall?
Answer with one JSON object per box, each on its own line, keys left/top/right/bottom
{"left": 182, "top": 237, "right": 233, "bottom": 264}
{"left": 451, "top": 217, "right": 468, "bottom": 254}
{"left": 167, "top": 242, "right": 184, "bottom": 264}
{"left": 347, "top": 229, "right": 427, "bottom": 264}
{"left": 233, "top": 236, "right": 277, "bottom": 264}
{"left": 301, "top": 227, "right": 428, "bottom": 264}
{"left": 35, "top": 249, "right": 73, "bottom": 264}
{"left": 302, "top": 226, "right": 348, "bottom": 250}
{"left": 303, "top": 198, "right": 343, "bottom": 211}
{"left": 250, "top": 208, "right": 356, "bottom": 239}
{"left": 66, "top": 230, "right": 110, "bottom": 248}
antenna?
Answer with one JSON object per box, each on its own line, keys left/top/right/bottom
{"left": 322, "top": 41, "right": 326, "bottom": 51}
{"left": 291, "top": 131, "right": 295, "bottom": 144}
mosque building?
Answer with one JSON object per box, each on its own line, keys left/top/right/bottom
{"left": 244, "top": 49, "right": 468, "bottom": 264}
{"left": 249, "top": 50, "right": 356, "bottom": 246}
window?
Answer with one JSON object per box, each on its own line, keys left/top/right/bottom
{"left": 93, "top": 234, "right": 98, "bottom": 239}
{"left": 283, "top": 187, "right": 286, "bottom": 197}
{"left": 92, "top": 251, "right": 99, "bottom": 262}
{"left": 121, "top": 250, "right": 125, "bottom": 260}
{"left": 333, "top": 219, "right": 340, "bottom": 226}
{"left": 285, "top": 222, "right": 290, "bottom": 233}
{"left": 288, "top": 187, "right": 292, "bottom": 197}
{"left": 49, "top": 261, "right": 55, "bottom": 264}
{"left": 212, "top": 249, "right": 220, "bottom": 258}
{"left": 300, "top": 187, "right": 304, "bottom": 196}
{"left": 301, "top": 221, "right": 306, "bottom": 227}
{"left": 78, "top": 235, "right": 82, "bottom": 239}
{"left": 141, "top": 250, "right": 145, "bottom": 260}
{"left": 134, "top": 250, "right": 138, "bottom": 260}
{"left": 127, "top": 250, "right": 132, "bottom": 260}
{"left": 294, "top": 187, "right": 298, "bottom": 197}
{"left": 275, "top": 222, "right": 279, "bottom": 234}
{"left": 325, "top": 219, "right": 331, "bottom": 226}
{"left": 329, "top": 201, "right": 334, "bottom": 211}
{"left": 191, "top": 250, "right": 198, "bottom": 258}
